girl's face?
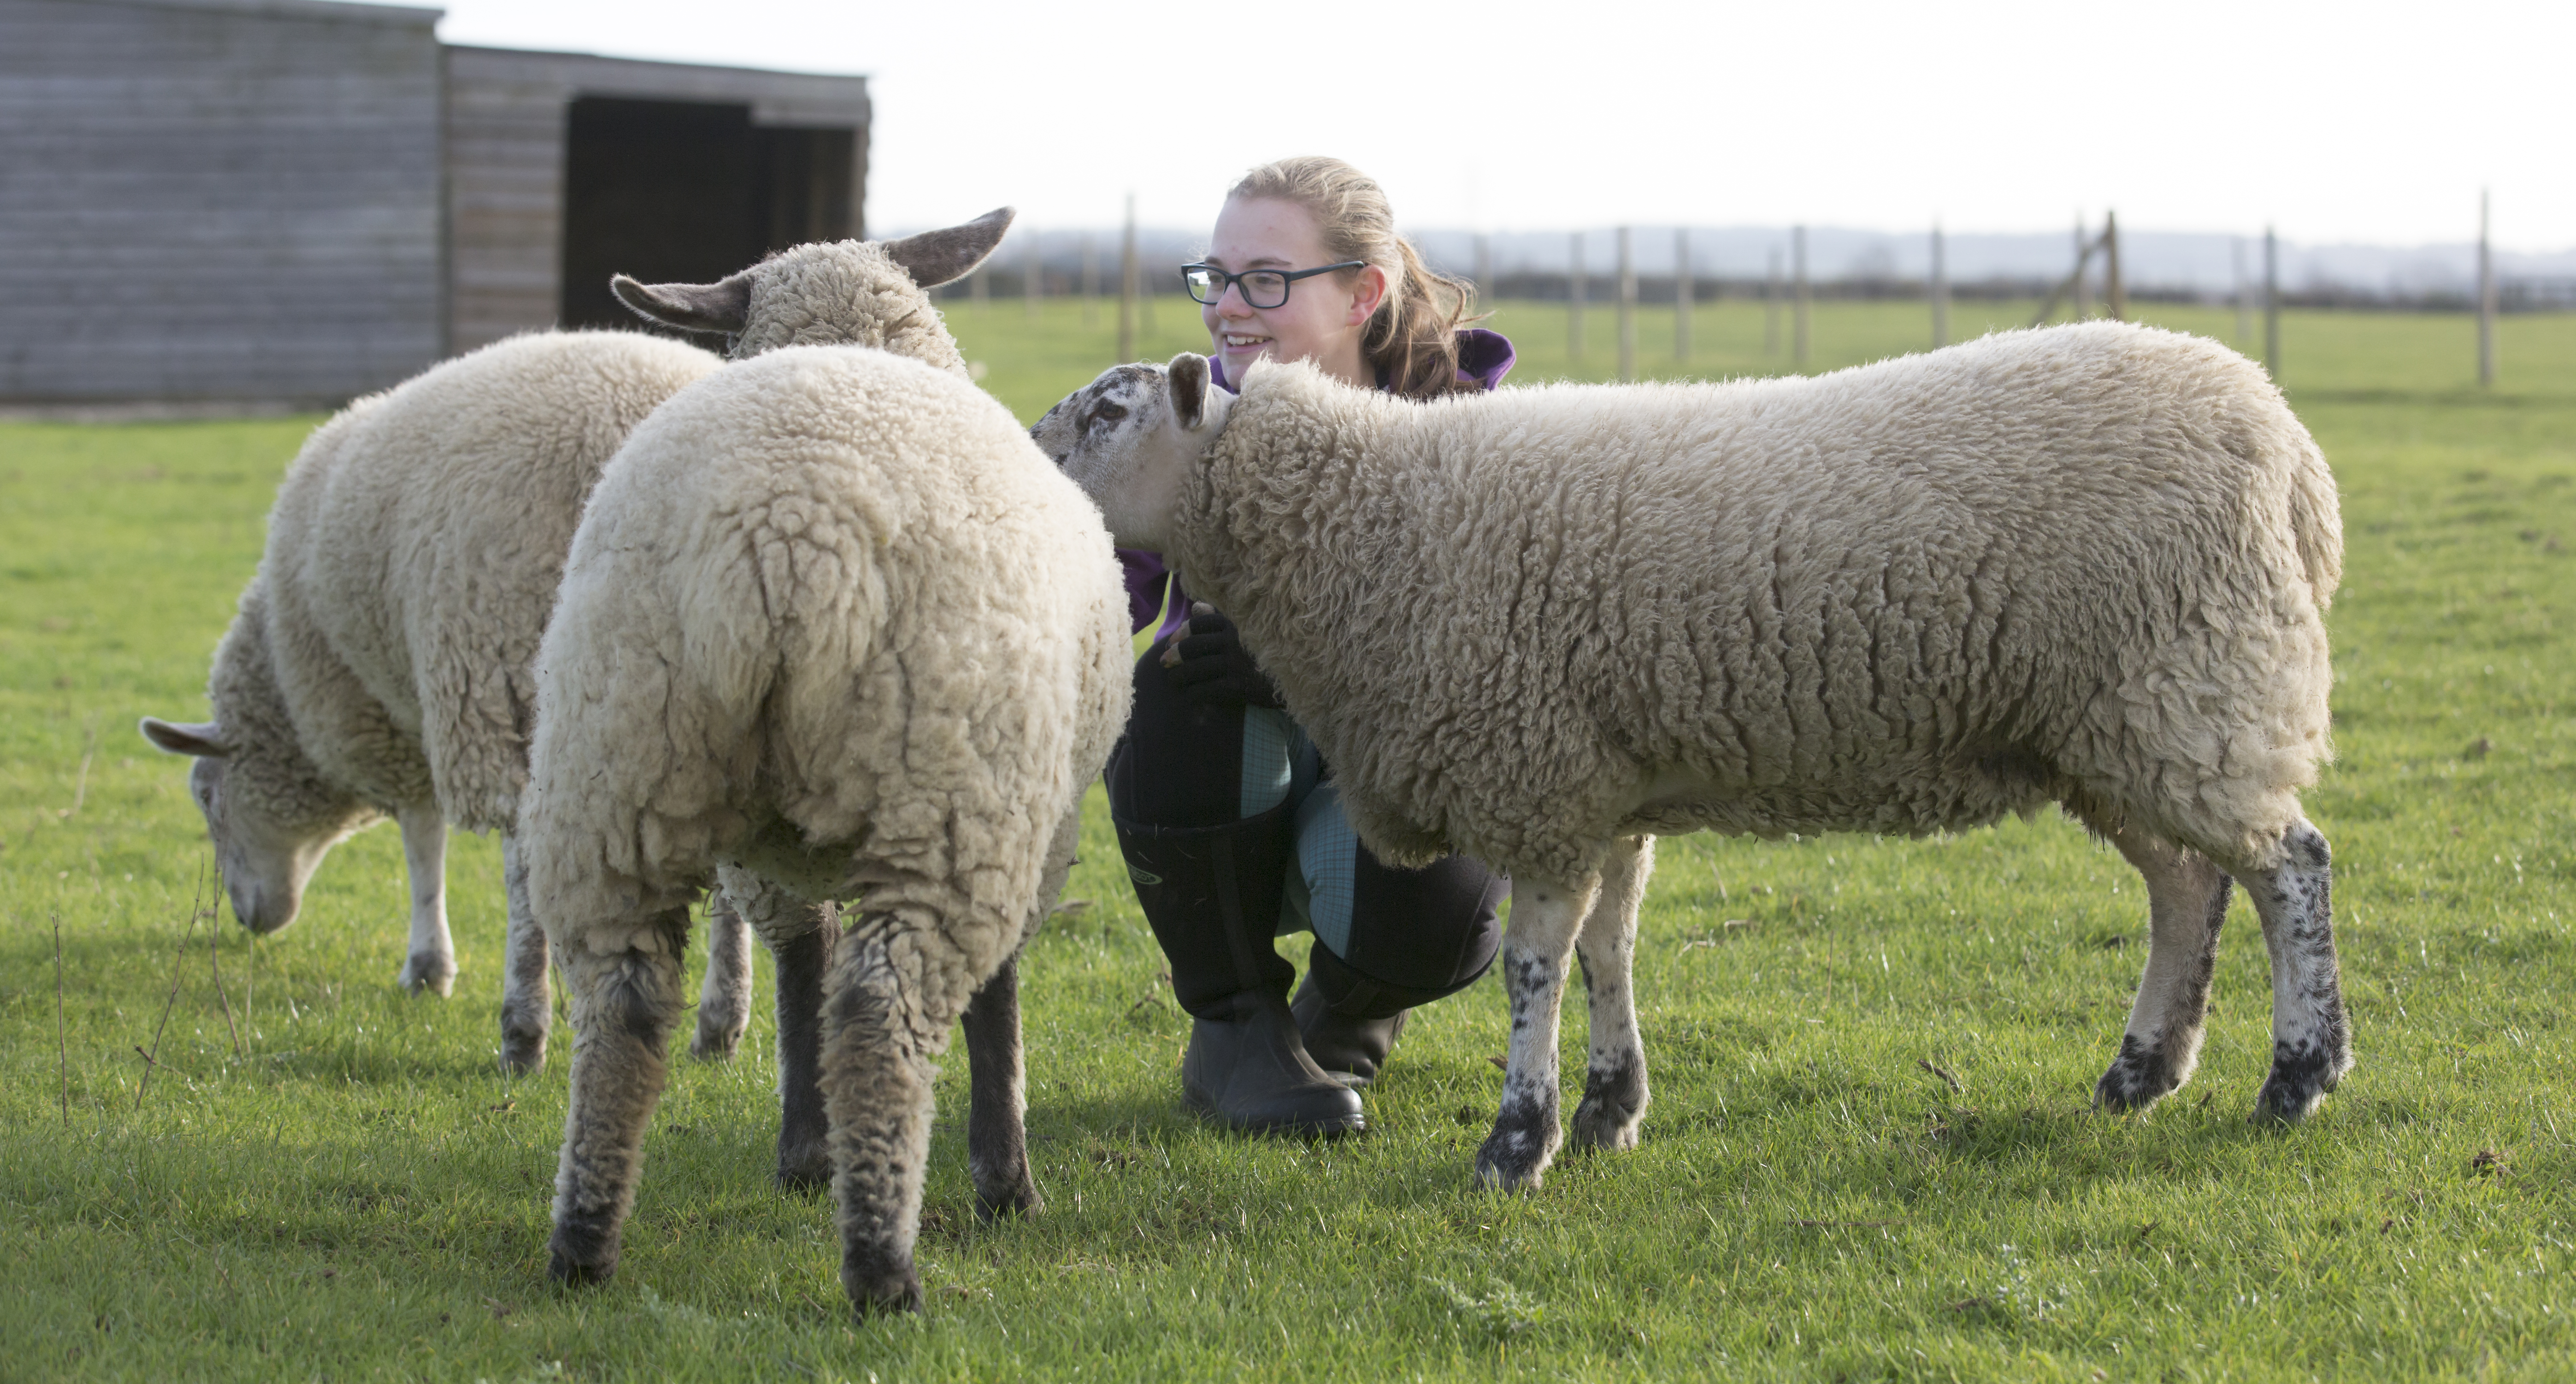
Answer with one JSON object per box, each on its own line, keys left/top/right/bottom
{"left": 1201, "top": 195, "right": 1387, "bottom": 390}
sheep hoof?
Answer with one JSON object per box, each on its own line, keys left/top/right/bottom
{"left": 843, "top": 1253, "right": 922, "bottom": 1316}
{"left": 973, "top": 1181, "right": 1042, "bottom": 1222}
{"left": 397, "top": 953, "right": 456, "bottom": 997}
{"left": 1473, "top": 1124, "right": 1556, "bottom": 1192}
{"left": 2093, "top": 1039, "right": 2182, "bottom": 1113}
{"left": 1568, "top": 1057, "right": 1647, "bottom": 1152}
{"left": 2251, "top": 1048, "right": 2343, "bottom": 1125}
{"left": 1568, "top": 1100, "right": 1643, "bottom": 1153}
{"left": 497, "top": 1036, "right": 547, "bottom": 1076}
{"left": 498, "top": 1015, "right": 548, "bottom": 1075}
{"left": 547, "top": 1223, "right": 620, "bottom": 1287}
{"left": 687, "top": 1019, "right": 744, "bottom": 1062}
{"left": 777, "top": 1148, "right": 832, "bottom": 1196}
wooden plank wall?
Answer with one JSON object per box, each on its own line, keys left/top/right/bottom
{"left": 0, "top": 0, "right": 445, "bottom": 403}
{"left": 444, "top": 47, "right": 868, "bottom": 354}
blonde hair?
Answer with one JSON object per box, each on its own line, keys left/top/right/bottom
{"left": 1228, "top": 157, "right": 1481, "bottom": 400}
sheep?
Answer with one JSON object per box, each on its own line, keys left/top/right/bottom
{"left": 518, "top": 342, "right": 1131, "bottom": 1313}
{"left": 1035, "top": 321, "right": 2351, "bottom": 1192}
{"left": 141, "top": 210, "right": 1019, "bottom": 1187}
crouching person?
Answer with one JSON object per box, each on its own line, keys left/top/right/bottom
{"left": 1102, "top": 157, "right": 1511, "bottom": 1134}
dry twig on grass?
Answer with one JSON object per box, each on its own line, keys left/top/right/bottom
{"left": 56, "top": 913, "right": 69, "bottom": 1126}
{"left": 138, "top": 862, "right": 208, "bottom": 1111}
{"left": 65, "top": 713, "right": 101, "bottom": 819}
{"left": 209, "top": 892, "right": 242, "bottom": 1056}
{"left": 1916, "top": 1058, "right": 1963, "bottom": 1094}
{"left": 133, "top": 1045, "right": 193, "bottom": 1084}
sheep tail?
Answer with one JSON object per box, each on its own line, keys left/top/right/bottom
{"left": 2285, "top": 433, "right": 2344, "bottom": 609}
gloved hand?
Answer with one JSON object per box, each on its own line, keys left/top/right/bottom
{"left": 1161, "top": 602, "right": 1284, "bottom": 709}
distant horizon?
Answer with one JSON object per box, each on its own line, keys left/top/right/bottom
{"left": 896, "top": 222, "right": 2576, "bottom": 300}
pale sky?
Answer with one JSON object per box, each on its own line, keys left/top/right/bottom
{"left": 423, "top": 0, "right": 2572, "bottom": 250}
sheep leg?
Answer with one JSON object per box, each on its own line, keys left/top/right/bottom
{"left": 2232, "top": 819, "right": 2351, "bottom": 1123}
{"left": 689, "top": 889, "right": 755, "bottom": 1060}
{"left": 961, "top": 950, "right": 1041, "bottom": 1220}
{"left": 1568, "top": 835, "right": 1655, "bottom": 1154}
{"left": 393, "top": 805, "right": 456, "bottom": 997}
{"left": 709, "top": 866, "right": 837, "bottom": 1188}
{"left": 822, "top": 910, "right": 945, "bottom": 1315}
{"left": 497, "top": 832, "right": 550, "bottom": 1074}
{"left": 1476, "top": 869, "right": 1601, "bottom": 1192}
{"left": 547, "top": 908, "right": 692, "bottom": 1285}
{"left": 959, "top": 803, "right": 1072, "bottom": 1218}
{"left": 2081, "top": 814, "right": 2232, "bottom": 1112}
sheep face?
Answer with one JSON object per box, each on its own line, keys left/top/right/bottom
{"left": 1033, "top": 353, "right": 1229, "bottom": 553}
{"left": 139, "top": 718, "right": 374, "bottom": 934}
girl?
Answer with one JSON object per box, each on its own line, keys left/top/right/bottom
{"left": 1108, "top": 156, "right": 1513, "bottom": 1135}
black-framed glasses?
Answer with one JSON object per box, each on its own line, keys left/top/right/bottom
{"left": 1181, "top": 260, "right": 1367, "bottom": 309}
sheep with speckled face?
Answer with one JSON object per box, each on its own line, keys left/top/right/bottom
{"left": 519, "top": 342, "right": 1130, "bottom": 1315}
{"left": 141, "top": 210, "right": 1020, "bottom": 1192}
{"left": 1036, "top": 321, "right": 2350, "bottom": 1193}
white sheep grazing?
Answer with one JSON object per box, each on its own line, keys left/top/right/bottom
{"left": 1036, "top": 321, "right": 2350, "bottom": 1192}
{"left": 141, "top": 211, "right": 1020, "bottom": 1186}
{"left": 519, "top": 343, "right": 1130, "bottom": 1313}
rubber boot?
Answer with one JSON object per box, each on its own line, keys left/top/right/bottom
{"left": 1291, "top": 944, "right": 1415, "bottom": 1088}
{"left": 1112, "top": 785, "right": 1362, "bottom": 1137}
{"left": 1291, "top": 984, "right": 1403, "bottom": 1089}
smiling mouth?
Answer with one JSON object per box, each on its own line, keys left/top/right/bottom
{"left": 1220, "top": 334, "right": 1271, "bottom": 350}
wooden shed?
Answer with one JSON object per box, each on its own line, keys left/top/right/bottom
{"left": 446, "top": 46, "right": 869, "bottom": 354}
{"left": 0, "top": 0, "right": 868, "bottom": 407}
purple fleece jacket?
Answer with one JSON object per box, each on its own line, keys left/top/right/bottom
{"left": 1118, "top": 327, "right": 1515, "bottom": 641}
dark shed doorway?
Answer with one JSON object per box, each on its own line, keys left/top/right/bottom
{"left": 559, "top": 97, "right": 855, "bottom": 330}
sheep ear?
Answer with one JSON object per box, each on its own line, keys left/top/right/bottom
{"left": 879, "top": 207, "right": 1016, "bottom": 289}
{"left": 140, "top": 717, "right": 228, "bottom": 758}
{"left": 1168, "top": 353, "right": 1211, "bottom": 430}
{"left": 610, "top": 271, "right": 753, "bottom": 334}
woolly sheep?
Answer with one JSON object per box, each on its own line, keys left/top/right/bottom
{"left": 519, "top": 344, "right": 1130, "bottom": 1313}
{"left": 1036, "top": 321, "right": 2350, "bottom": 1192}
{"left": 142, "top": 211, "right": 1019, "bottom": 1186}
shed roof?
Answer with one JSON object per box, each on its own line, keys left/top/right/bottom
{"left": 77, "top": 0, "right": 442, "bottom": 28}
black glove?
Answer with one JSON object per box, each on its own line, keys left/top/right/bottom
{"left": 1164, "top": 603, "right": 1284, "bottom": 709}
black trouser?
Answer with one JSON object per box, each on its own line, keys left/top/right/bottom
{"left": 1108, "top": 636, "right": 1504, "bottom": 1021}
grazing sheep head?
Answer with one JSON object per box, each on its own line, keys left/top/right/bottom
{"left": 1032, "top": 353, "right": 1230, "bottom": 553}
{"left": 608, "top": 207, "right": 1017, "bottom": 370}
{"left": 138, "top": 717, "right": 376, "bottom": 935}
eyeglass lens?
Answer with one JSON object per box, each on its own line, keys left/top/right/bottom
{"left": 1185, "top": 267, "right": 1294, "bottom": 309}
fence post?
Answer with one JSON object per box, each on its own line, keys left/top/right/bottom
{"left": 1082, "top": 231, "right": 1099, "bottom": 330}
{"left": 1674, "top": 226, "right": 1692, "bottom": 363}
{"left": 1792, "top": 224, "right": 1810, "bottom": 367}
{"left": 2263, "top": 224, "right": 2281, "bottom": 382}
{"left": 2479, "top": 188, "right": 2497, "bottom": 388}
{"left": 1025, "top": 226, "right": 1041, "bottom": 321}
{"left": 1118, "top": 194, "right": 1138, "bottom": 363}
{"left": 1475, "top": 232, "right": 1492, "bottom": 306}
{"left": 1568, "top": 231, "right": 1586, "bottom": 361}
{"left": 1765, "top": 247, "right": 1782, "bottom": 358}
{"left": 2071, "top": 215, "right": 2089, "bottom": 320}
{"left": 1930, "top": 222, "right": 1949, "bottom": 349}
{"left": 2104, "top": 210, "right": 2126, "bottom": 322}
{"left": 2234, "top": 237, "right": 2251, "bottom": 345}
{"left": 1616, "top": 226, "right": 1636, "bottom": 381}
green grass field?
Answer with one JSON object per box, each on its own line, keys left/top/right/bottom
{"left": 3, "top": 301, "right": 2571, "bottom": 1381}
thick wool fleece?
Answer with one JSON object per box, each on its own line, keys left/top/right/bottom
{"left": 1176, "top": 321, "right": 2341, "bottom": 886}
{"left": 732, "top": 241, "right": 975, "bottom": 374}
{"left": 521, "top": 344, "right": 1131, "bottom": 1013}
{"left": 228, "top": 331, "right": 722, "bottom": 831}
